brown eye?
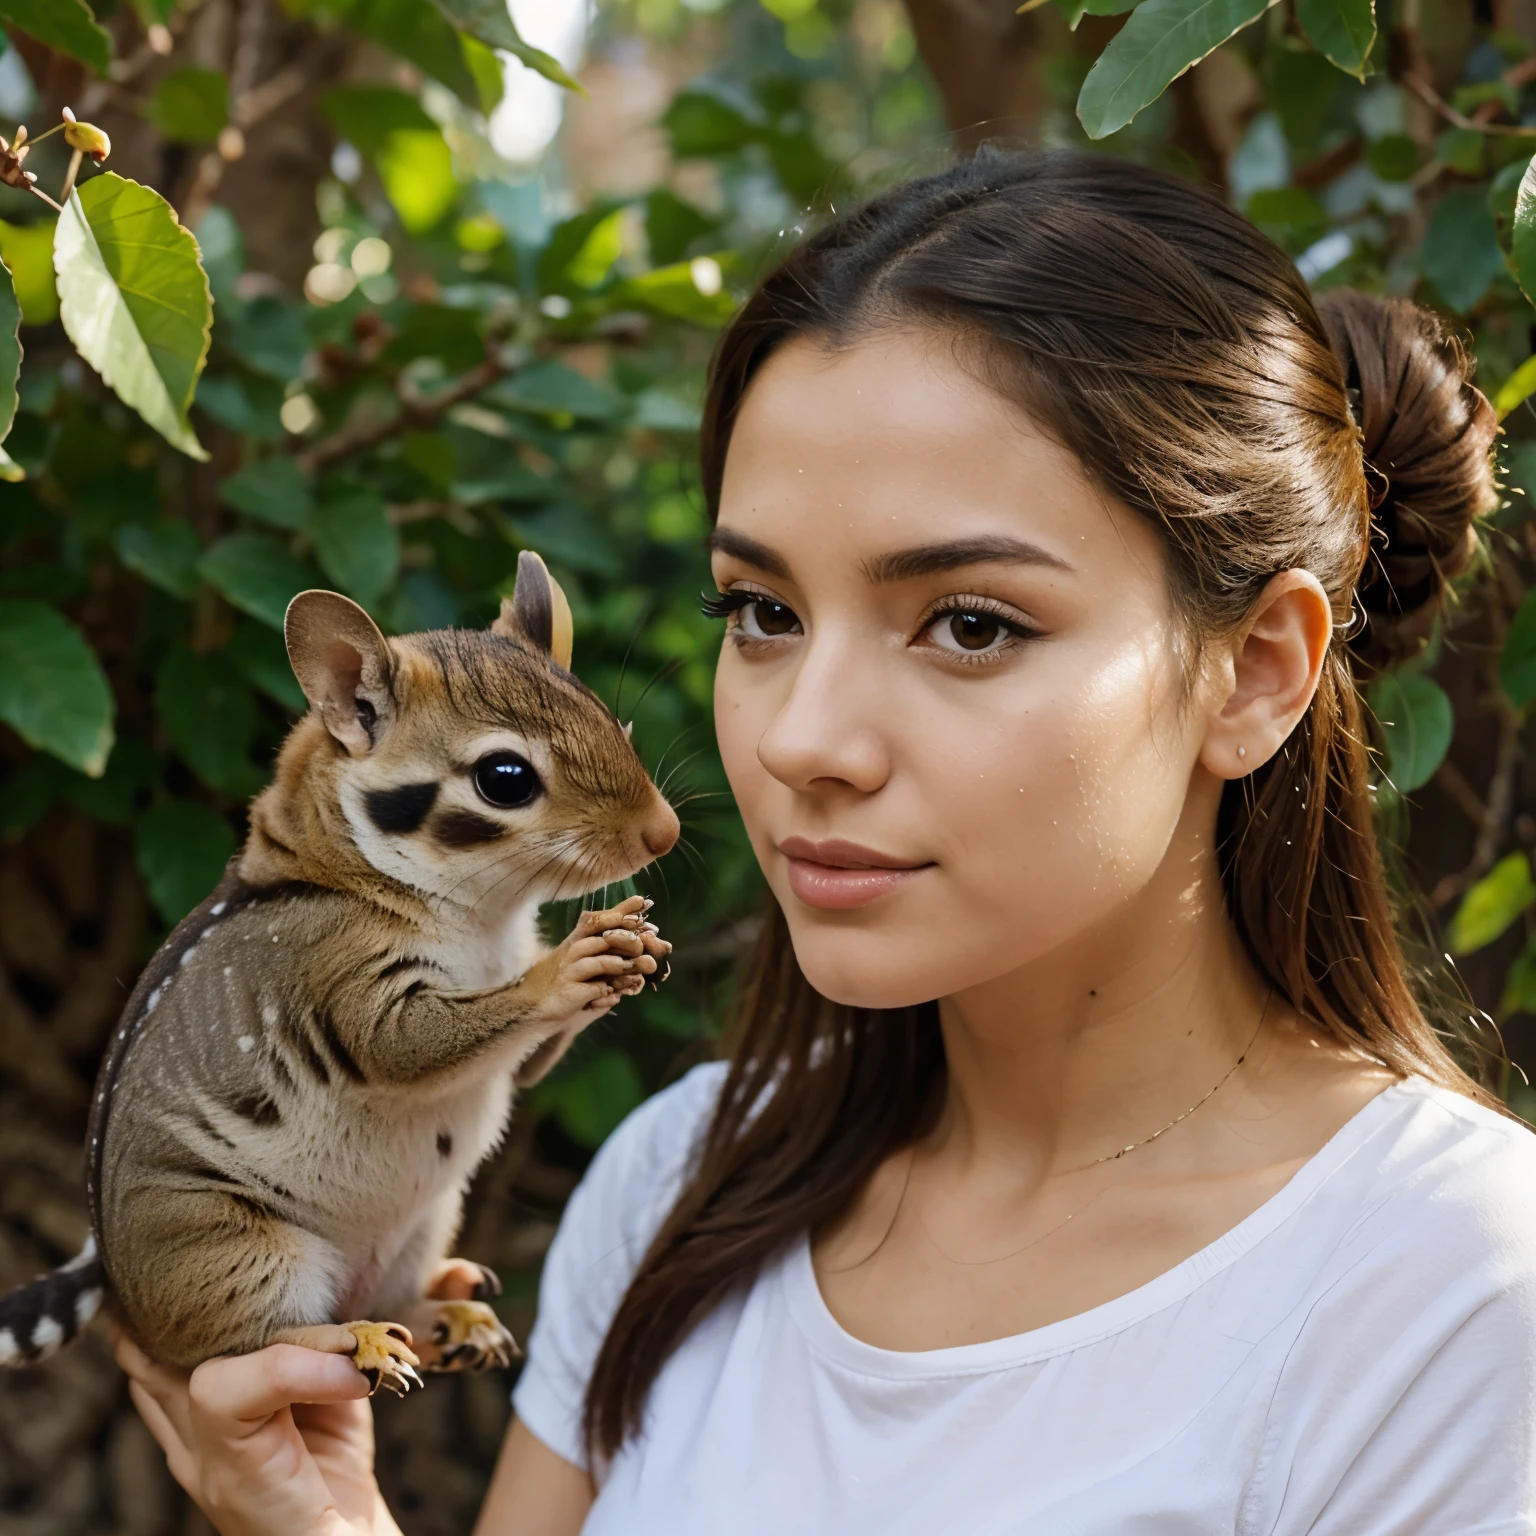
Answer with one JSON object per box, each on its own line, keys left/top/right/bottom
{"left": 739, "top": 598, "right": 802, "bottom": 639}
{"left": 949, "top": 612, "right": 1001, "bottom": 651}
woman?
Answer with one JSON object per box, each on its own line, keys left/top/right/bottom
{"left": 117, "top": 149, "right": 1536, "bottom": 1535}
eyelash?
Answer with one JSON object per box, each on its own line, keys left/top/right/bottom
{"left": 699, "top": 590, "right": 752, "bottom": 621}
{"left": 701, "top": 587, "right": 1040, "bottom": 664}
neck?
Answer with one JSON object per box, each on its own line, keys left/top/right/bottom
{"left": 934, "top": 811, "right": 1273, "bottom": 1179}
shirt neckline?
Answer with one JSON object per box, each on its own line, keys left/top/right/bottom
{"left": 780, "top": 1076, "right": 1421, "bottom": 1381}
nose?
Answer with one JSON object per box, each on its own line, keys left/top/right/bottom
{"left": 755, "top": 641, "right": 890, "bottom": 795}
{"left": 641, "top": 797, "right": 680, "bottom": 858}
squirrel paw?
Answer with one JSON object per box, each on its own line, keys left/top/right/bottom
{"left": 427, "top": 1300, "right": 519, "bottom": 1372}
{"left": 563, "top": 895, "right": 672, "bottom": 1014}
{"left": 347, "top": 1320, "right": 422, "bottom": 1397}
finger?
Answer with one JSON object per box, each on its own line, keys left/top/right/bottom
{"left": 187, "top": 1344, "right": 370, "bottom": 1437}
{"left": 114, "top": 1331, "right": 199, "bottom": 1449}
{"left": 582, "top": 987, "right": 623, "bottom": 1013}
{"left": 128, "top": 1378, "right": 193, "bottom": 1466}
{"left": 639, "top": 931, "right": 672, "bottom": 958}
{"left": 570, "top": 954, "right": 637, "bottom": 980}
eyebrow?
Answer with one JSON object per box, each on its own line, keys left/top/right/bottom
{"left": 709, "top": 527, "right": 1072, "bottom": 584}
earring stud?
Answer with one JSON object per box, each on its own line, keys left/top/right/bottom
{"left": 1237, "top": 746, "right": 1247, "bottom": 759}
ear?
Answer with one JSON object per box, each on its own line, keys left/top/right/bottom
{"left": 493, "top": 550, "right": 573, "bottom": 669}
{"left": 1199, "top": 571, "right": 1333, "bottom": 780}
{"left": 284, "top": 590, "right": 394, "bottom": 758}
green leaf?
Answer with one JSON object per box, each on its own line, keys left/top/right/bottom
{"left": 1420, "top": 187, "right": 1507, "bottom": 314}
{"left": 547, "top": 1047, "right": 644, "bottom": 1148}
{"left": 1512, "top": 156, "right": 1536, "bottom": 310}
{"left": 1501, "top": 588, "right": 1536, "bottom": 707}
{"left": 1366, "top": 133, "right": 1419, "bottom": 182}
{"left": 198, "top": 533, "right": 319, "bottom": 630}
{"left": 619, "top": 258, "right": 737, "bottom": 326}
{"left": 115, "top": 521, "right": 202, "bottom": 599}
{"left": 155, "top": 646, "right": 263, "bottom": 797}
{"left": 1437, "top": 126, "right": 1485, "bottom": 178}
{"left": 54, "top": 174, "right": 212, "bottom": 460}
{"left": 1294, "top": 0, "right": 1374, "bottom": 78}
{"left": 662, "top": 90, "right": 761, "bottom": 156}
{"left": 342, "top": 0, "right": 478, "bottom": 106}
{"left": 1495, "top": 354, "right": 1536, "bottom": 421}
{"left": 225, "top": 621, "right": 307, "bottom": 714}
{"left": 220, "top": 457, "right": 315, "bottom": 531}
{"left": 0, "top": 256, "right": 21, "bottom": 454}
{"left": 1501, "top": 934, "right": 1536, "bottom": 1016}
{"left": 136, "top": 800, "right": 236, "bottom": 926}
{"left": 312, "top": 486, "right": 400, "bottom": 606}
{"left": 377, "top": 128, "right": 457, "bottom": 236}
{"left": 62, "top": 734, "right": 158, "bottom": 824}
{"left": 426, "top": 0, "right": 582, "bottom": 91}
{"left": 1449, "top": 853, "right": 1536, "bottom": 956}
{"left": 0, "top": 218, "right": 58, "bottom": 325}
{"left": 564, "top": 208, "right": 625, "bottom": 290}
{"left": 1077, "top": 0, "right": 1277, "bottom": 139}
{"left": 321, "top": 87, "right": 436, "bottom": 156}
{"left": 491, "top": 360, "right": 624, "bottom": 422}
{"left": 1269, "top": 42, "right": 1344, "bottom": 156}
{"left": 644, "top": 190, "right": 718, "bottom": 267}
{"left": 145, "top": 67, "right": 230, "bottom": 145}
{"left": 0, "top": 598, "right": 114, "bottom": 775}
{"left": 1369, "top": 672, "right": 1453, "bottom": 793}
{"left": 0, "top": 0, "right": 111, "bottom": 74}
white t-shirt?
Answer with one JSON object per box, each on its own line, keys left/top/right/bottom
{"left": 513, "top": 1063, "right": 1536, "bottom": 1534}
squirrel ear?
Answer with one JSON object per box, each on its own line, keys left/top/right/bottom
{"left": 494, "top": 550, "right": 573, "bottom": 669}
{"left": 284, "top": 590, "right": 393, "bottom": 758}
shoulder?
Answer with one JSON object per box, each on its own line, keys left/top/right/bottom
{"left": 564, "top": 1059, "right": 730, "bottom": 1262}
{"left": 512, "top": 1061, "right": 728, "bottom": 1468}
{"left": 1356, "top": 1079, "right": 1536, "bottom": 1269}
{"left": 1276, "top": 1077, "right": 1536, "bottom": 1362}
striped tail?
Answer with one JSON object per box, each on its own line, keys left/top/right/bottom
{"left": 0, "top": 1238, "right": 105, "bottom": 1367}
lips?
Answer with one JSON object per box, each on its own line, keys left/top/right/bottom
{"left": 778, "top": 836, "right": 933, "bottom": 911}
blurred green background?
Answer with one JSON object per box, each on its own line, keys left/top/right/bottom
{"left": 3, "top": 0, "right": 1536, "bottom": 1528}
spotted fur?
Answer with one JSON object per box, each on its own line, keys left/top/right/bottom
{"left": 1, "top": 557, "right": 677, "bottom": 1374}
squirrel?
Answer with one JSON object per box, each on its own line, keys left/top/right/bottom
{"left": 0, "top": 551, "right": 678, "bottom": 1395}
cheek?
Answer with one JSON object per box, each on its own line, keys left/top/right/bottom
{"left": 785, "top": 637, "right": 1201, "bottom": 1007}
{"left": 714, "top": 652, "right": 772, "bottom": 837}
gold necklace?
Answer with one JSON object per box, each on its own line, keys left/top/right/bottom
{"left": 1072, "top": 987, "right": 1274, "bottom": 1171}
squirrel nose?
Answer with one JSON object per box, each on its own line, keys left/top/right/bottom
{"left": 641, "top": 801, "right": 680, "bottom": 858}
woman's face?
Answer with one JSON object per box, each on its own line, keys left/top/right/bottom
{"left": 711, "top": 329, "right": 1226, "bottom": 1010}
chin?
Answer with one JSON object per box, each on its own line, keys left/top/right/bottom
{"left": 785, "top": 919, "right": 962, "bottom": 1012}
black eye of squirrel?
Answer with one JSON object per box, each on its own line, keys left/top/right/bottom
{"left": 474, "top": 752, "right": 542, "bottom": 809}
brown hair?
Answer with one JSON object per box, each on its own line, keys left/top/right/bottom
{"left": 583, "top": 148, "right": 1499, "bottom": 1456}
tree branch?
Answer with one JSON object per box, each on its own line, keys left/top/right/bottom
{"left": 294, "top": 354, "right": 515, "bottom": 477}
{"left": 1403, "top": 72, "right": 1536, "bottom": 137}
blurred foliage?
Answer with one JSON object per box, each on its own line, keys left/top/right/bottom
{"left": 5, "top": 0, "right": 1536, "bottom": 1526}
{"left": 2, "top": 0, "right": 1536, "bottom": 1168}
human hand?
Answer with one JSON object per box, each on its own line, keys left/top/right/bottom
{"left": 113, "top": 1325, "right": 403, "bottom": 1536}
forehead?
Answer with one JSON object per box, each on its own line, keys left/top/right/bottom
{"left": 717, "top": 329, "right": 1163, "bottom": 586}
{"left": 392, "top": 631, "right": 601, "bottom": 739}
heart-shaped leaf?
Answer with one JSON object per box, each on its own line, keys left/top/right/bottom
{"left": 198, "top": 533, "right": 320, "bottom": 630}
{"left": 1294, "top": 0, "right": 1375, "bottom": 78}
{"left": 1449, "top": 853, "right": 1536, "bottom": 956}
{"left": 0, "top": 0, "right": 111, "bottom": 74}
{"left": 136, "top": 799, "right": 236, "bottom": 925}
{"left": 1077, "top": 0, "right": 1277, "bottom": 139}
{"left": 1512, "top": 157, "right": 1536, "bottom": 310}
{"left": 0, "top": 598, "right": 114, "bottom": 775}
{"left": 0, "top": 255, "right": 22, "bottom": 464}
{"left": 1369, "top": 672, "right": 1453, "bottom": 794}
{"left": 54, "top": 173, "right": 212, "bottom": 460}
{"left": 427, "top": 0, "right": 582, "bottom": 90}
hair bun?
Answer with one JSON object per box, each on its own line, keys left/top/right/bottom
{"left": 1313, "top": 290, "right": 1496, "bottom": 673}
